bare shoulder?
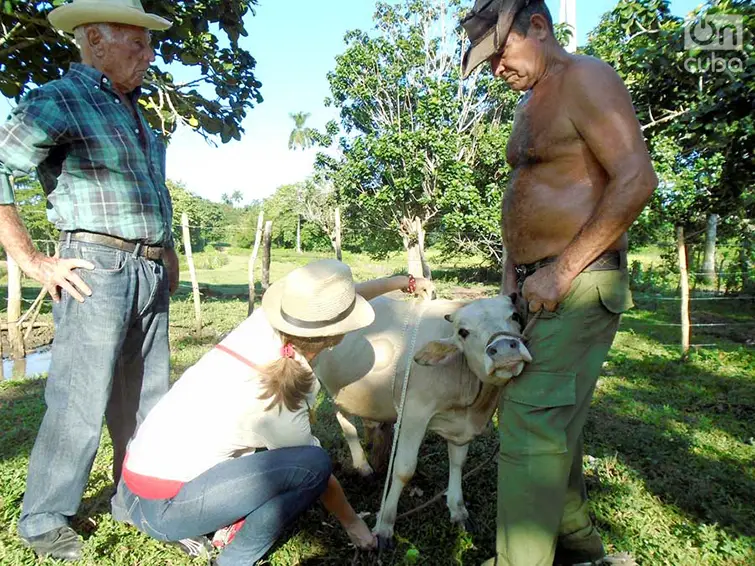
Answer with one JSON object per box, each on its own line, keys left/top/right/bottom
{"left": 564, "top": 55, "right": 629, "bottom": 95}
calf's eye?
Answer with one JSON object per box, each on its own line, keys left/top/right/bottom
{"left": 458, "top": 328, "right": 470, "bottom": 339}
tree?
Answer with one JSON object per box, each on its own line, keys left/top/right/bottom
{"left": 221, "top": 190, "right": 244, "bottom": 207}
{"left": 1, "top": 1, "right": 263, "bottom": 143}
{"left": 299, "top": 179, "right": 343, "bottom": 259}
{"left": 317, "top": 0, "right": 521, "bottom": 277}
{"left": 167, "top": 180, "right": 226, "bottom": 251}
{"left": 288, "top": 112, "right": 316, "bottom": 150}
{"left": 288, "top": 111, "right": 318, "bottom": 253}
{"left": 584, "top": 0, "right": 754, "bottom": 269}
{"left": 263, "top": 183, "right": 331, "bottom": 251}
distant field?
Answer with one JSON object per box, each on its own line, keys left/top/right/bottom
{"left": 1, "top": 248, "right": 753, "bottom": 565}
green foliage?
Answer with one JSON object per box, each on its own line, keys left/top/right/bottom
{"left": 167, "top": 180, "right": 226, "bottom": 252}
{"left": 9, "top": 175, "right": 58, "bottom": 253}
{"left": 316, "top": 0, "right": 517, "bottom": 264}
{"left": 288, "top": 112, "right": 316, "bottom": 151}
{"left": 1, "top": 1, "right": 263, "bottom": 143}
{"left": 584, "top": 0, "right": 754, "bottom": 241}
{"left": 263, "top": 183, "right": 332, "bottom": 251}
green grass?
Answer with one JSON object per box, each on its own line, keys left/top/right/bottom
{"left": 1, "top": 249, "right": 753, "bottom": 565}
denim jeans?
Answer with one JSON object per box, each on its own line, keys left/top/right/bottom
{"left": 118, "top": 446, "right": 332, "bottom": 566}
{"left": 18, "top": 240, "right": 170, "bottom": 538}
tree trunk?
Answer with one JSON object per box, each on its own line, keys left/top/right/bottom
{"left": 677, "top": 226, "right": 690, "bottom": 360}
{"left": 404, "top": 217, "right": 431, "bottom": 278}
{"left": 333, "top": 207, "right": 343, "bottom": 261}
{"left": 6, "top": 254, "right": 25, "bottom": 359}
{"left": 701, "top": 213, "right": 718, "bottom": 285}
{"left": 247, "top": 210, "right": 264, "bottom": 315}
{"left": 182, "top": 213, "right": 202, "bottom": 335}
{"left": 296, "top": 215, "right": 302, "bottom": 254}
{"left": 261, "top": 220, "right": 273, "bottom": 292}
{"left": 741, "top": 224, "right": 752, "bottom": 292}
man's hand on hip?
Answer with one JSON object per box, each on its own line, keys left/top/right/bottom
{"left": 521, "top": 263, "right": 573, "bottom": 313}
{"left": 28, "top": 252, "right": 94, "bottom": 303}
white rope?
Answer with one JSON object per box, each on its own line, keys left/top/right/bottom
{"left": 376, "top": 298, "right": 426, "bottom": 530}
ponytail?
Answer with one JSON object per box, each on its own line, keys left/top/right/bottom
{"left": 258, "top": 333, "right": 343, "bottom": 412}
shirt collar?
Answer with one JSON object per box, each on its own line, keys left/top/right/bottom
{"left": 67, "top": 63, "right": 142, "bottom": 103}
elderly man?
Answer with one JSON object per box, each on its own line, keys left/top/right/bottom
{"left": 461, "top": 1, "right": 657, "bottom": 565}
{"left": 0, "top": 0, "right": 183, "bottom": 560}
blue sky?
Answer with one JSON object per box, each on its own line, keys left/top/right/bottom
{"left": 3, "top": 0, "right": 703, "bottom": 203}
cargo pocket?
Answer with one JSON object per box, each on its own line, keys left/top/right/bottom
{"left": 597, "top": 279, "right": 634, "bottom": 314}
{"left": 500, "top": 371, "right": 576, "bottom": 455}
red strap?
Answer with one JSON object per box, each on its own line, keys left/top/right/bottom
{"left": 215, "top": 343, "right": 263, "bottom": 371}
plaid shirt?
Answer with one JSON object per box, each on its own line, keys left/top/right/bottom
{"left": 0, "top": 64, "right": 174, "bottom": 247}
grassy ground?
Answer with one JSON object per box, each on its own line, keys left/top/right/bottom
{"left": 0, "top": 249, "right": 753, "bottom": 565}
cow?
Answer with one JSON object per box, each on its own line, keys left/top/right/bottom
{"left": 313, "top": 293, "right": 531, "bottom": 544}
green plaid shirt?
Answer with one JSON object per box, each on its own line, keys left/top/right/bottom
{"left": 0, "top": 64, "right": 174, "bottom": 247}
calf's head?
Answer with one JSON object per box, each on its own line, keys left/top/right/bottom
{"left": 414, "top": 294, "right": 532, "bottom": 386}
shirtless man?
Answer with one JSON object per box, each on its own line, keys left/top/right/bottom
{"left": 460, "top": 1, "right": 657, "bottom": 565}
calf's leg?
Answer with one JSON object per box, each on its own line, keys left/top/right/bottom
{"left": 373, "top": 417, "right": 429, "bottom": 545}
{"left": 335, "top": 410, "right": 373, "bottom": 477}
{"left": 446, "top": 442, "right": 470, "bottom": 527}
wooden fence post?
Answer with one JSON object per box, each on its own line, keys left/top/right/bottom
{"left": 334, "top": 206, "right": 342, "bottom": 261}
{"left": 6, "top": 254, "right": 25, "bottom": 359}
{"left": 677, "top": 226, "right": 690, "bottom": 359}
{"left": 181, "top": 212, "right": 202, "bottom": 334}
{"left": 261, "top": 221, "right": 273, "bottom": 292}
{"left": 247, "top": 210, "right": 264, "bottom": 315}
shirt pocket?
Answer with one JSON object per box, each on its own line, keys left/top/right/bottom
{"left": 501, "top": 371, "right": 576, "bottom": 455}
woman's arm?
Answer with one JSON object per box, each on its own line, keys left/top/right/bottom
{"left": 320, "top": 474, "right": 376, "bottom": 549}
{"left": 354, "top": 275, "right": 434, "bottom": 302}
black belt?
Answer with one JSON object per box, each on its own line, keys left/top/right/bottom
{"left": 515, "top": 250, "right": 625, "bottom": 285}
{"left": 60, "top": 231, "right": 166, "bottom": 261}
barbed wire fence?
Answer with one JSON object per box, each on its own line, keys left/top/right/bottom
{"left": 1, "top": 220, "right": 753, "bottom": 374}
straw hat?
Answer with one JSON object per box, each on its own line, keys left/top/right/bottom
{"left": 262, "top": 260, "right": 375, "bottom": 338}
{"left": 460, "top": 0, "right": 529, "bottom": 79}
{"left": 48, "top": 0, "right": 172, "bottom": 34}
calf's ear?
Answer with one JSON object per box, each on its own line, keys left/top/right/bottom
{"left": 414, "top": 338, "right": 462, "bottom": 366}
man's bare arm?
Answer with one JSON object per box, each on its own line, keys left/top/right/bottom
{"left": 556, "top": 59, "right": 657, "bottom": 279}
{"left": 0, "top": 204, "right": 93, "bottom": 302}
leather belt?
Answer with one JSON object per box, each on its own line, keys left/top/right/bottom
{"left": 515, "top": 250, "right": 626, "bottom": 285}
{"left": 60, "top": 231, "right": 166, "bottom": 261}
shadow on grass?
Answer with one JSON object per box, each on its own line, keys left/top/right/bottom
{"left": 585, "top": 350, "right": 755, "bottom": 540}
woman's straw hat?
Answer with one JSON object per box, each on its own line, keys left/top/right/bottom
{"left": 262, "top": 260, "right": 375, "bottom": 338}
{"left": 48, "top": 0, "right": 172, "bottom": 34}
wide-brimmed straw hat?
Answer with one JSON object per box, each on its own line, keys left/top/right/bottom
{"left": 460, "top": 0, "right": 529, "bottom": 79}
{"left": 48, "top": 0, "right": 172, "bottom": 34}
{"left": 262, "top": 260, "right": 375, "bottom": 338}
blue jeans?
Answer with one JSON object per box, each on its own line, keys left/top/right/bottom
{"left": 18, "top": 240, "right": 170, "bottom": 538}
{"left": 118, "top": 446, "right": 332, "bottom": 566}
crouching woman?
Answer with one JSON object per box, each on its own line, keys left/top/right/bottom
{"left": 114, "top": 260, "right": 430, "bottom": 565}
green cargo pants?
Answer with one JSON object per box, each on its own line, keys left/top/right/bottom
{"left": 491, "top": 268, "right": 633, "bottom": 566}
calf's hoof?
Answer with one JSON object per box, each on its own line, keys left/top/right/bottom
{"left": 376, "top": 533, "right": 395, "bottom": 552}
{"left": 355, "top": 462, "right": 375, "bottom": 478}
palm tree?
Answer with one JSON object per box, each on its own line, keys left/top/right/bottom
{"left": 288, "top": 112, "right": 315, "bottom": 150}
{"left": 288, "top": 112, "right": 315, "bottom": 253}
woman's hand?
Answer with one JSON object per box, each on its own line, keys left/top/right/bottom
{"left": 410, "top": 277, "right": 436, "bottom": 300}
{"left": 343, "top": 516, "right": 377, "bottom": 550}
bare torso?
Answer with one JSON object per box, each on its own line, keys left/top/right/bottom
{"left": 503, "top": 55, "right": 627, "bottom": 265}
